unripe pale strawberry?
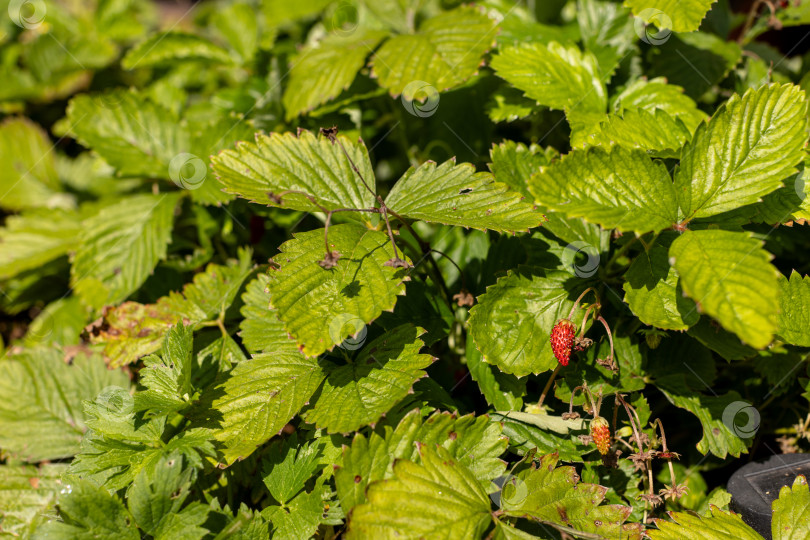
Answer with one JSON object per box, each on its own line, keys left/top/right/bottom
{"left": 550, "top": 319, "right": 576, "bottom": 366}
{"left": 590, "top": 416, "right": 611, "bottom": 455}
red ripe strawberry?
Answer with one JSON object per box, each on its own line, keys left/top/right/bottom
{"left": 550, "top": 319, "right": 576, "bottom": 366}
{"left": 590, "top": 416, "right": 611, "bottom": 455}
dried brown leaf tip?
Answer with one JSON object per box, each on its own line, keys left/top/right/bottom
{"left": 267, "top": 192, "right": 283, "bottom": 205}
{"left": 320, "top": 126, "right": 339, "bottom": 143}
{"left": 453, "top": 289, "right": 474, "bottom": 307}
{"left": 319, "top": 250, "right": 341, "bottom": 269}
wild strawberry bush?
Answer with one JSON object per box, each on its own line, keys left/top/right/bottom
{"left": 3, "top": 0, "right": 810, "bottom": 538}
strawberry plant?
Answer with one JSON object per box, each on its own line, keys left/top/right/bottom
{"left": 2, "top": 0, "right": 810, "bottom": 538}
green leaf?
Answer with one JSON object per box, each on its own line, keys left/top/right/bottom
{"left": 491, "top": 41, "right": 606, "bottom": 113}
{"left": 122, "top": 32, "right": 233, "bottom": 69}
{"left": 585, "top": 108, "right": 693, "bottom": 158}
{"left": 239, "top": 273, "right": 300, "bottom": 355}
{"left": 303, "top": 325, "right": 434, "bottom": 433}
{"left": 212, "top": 2, "right": 259, "bottom": 62}
{"left": 491, "top": 413, "right": 587, "bottom": 462}
{"left": 466, "top": 336, "right": 526, "bottom": 411}
{"left": 625, "top": 0, "right": 717, "bottom": 33}
{"left": 262, "top": 490, "right": 322, "bottom": 540}
{"left": 0, "top": 463, "right": 67, "bottom": 537}
{"left": 335, "top": 409, "right": 507, "bottom": 513}
{"left": 648, "top": 505, "right": 762, "bottom": 540}
{"left": 529, "top": 146, "right": 679, "bottom": 233}
{"left": 577, "top": 0, "right": 637, "bottom": 78}
{"left": 32, "top": 479, "right": 140, "bottom": 540}
{"left": 623, "top": 234, "right": 699, "bottom": 331}
{"left": 489, "top": 141, "right": 557, "bottom": 200}
{"left": 261, "top": 435, "right": 323, "bottom": 505}
{"left": 71, "top": 193, "right": 181, "bottom": 308}
{"left": 0, "top": 118, "right": 66, "bottom": 212}
{"left": 676, "top": 84, "right": 809, "bottom": 220}
{"left": 133, "top": 325, "right": 194, "bottom": 416}
{"left": 209, "top": 353, "right": 325, "bottom": 464}
{"left": 777, "top": 271, "right": 810, "bottom": 346}
{"left": 66, "top": 91, "right": 188, "bottom": 179}
{"left": 128, "top": 452, "right": 198, "bottom": 536}
{"left": 0, "top": 349, "right": 129, "bottom": 462}
{"left": 212, "top": 130, "right": 376, "bottom": 221}
{"left": 346, "top": 444, "right": 492, "bottom": 539}
{"left": 613, "top": 77, "right": 706, "bottom": 134}
{"left": 266, "top": 224, "right": 408, "bottom": 357}
{"left": 772, "top": 475, "right": 810, "bottom": 540}
{"left": 370, "top": 6, "right": 496, "bottom": 97}
{"left": 687, "top": 316, "right": 757, "bottom": 361}
{"left": 0, "top": 209, "right": 80, "bottom": 280}
{"left": 385, "top": 159, "right": 544, "bottom": 233}
{"left": 283, "top": 31, "right": 386, "bottom": 120}
{"left": 659, "top": 388, "right": 750, "bottom": 458}
{"left": 468, "top": 267, "right": 590, "bottom": 377}
{"left": 670, "top": 230, "right": 779, "bottom": 348}
{"left": 502, "top": 452, "right": 641, "bottom": 538}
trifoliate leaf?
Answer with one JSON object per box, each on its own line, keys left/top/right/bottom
{"left": 346, "top": 444, "right": 492, "bottom": 539}
{"left": 121, "top": 32, "right": 234, "bottom": 69}
{"left": 648, "top": 505, "right": 762, "bottom": 539}
{"left": 623, "top": 235, "right": 699, "bottom": 331}
{"left": 385, "top": 159, "right": 544, "bottom": 233}
{"left": 0, "top": 349, "right": 129, "bottom": 462}
{"left": 777, "top": 271, "right": 810, "bottom": 346}
{"left": 262, "top": 490, "right": 322, "bottom": 540}
{"left": 71, "top": 193, "right": 181, "bottom": 308}
{"left": 283, "top": 31, "right": 386, "bottom": 120}
{"left": 468, "top": 267, "right": 590, "bottom": 377}
{"left": 0, "top": 209, "right": 80, "bottom": 280}
{"left": 239, "top": 273, "right": 300, "bottom": 355}
{"left": 529, "top": 146, "right": 679, "bottom": 233}
{"left": 676, "top": 84, "right": 809, "bottom": 220}
{"left": 370, "top": 6, "right": 496, "bottom": 97}
{"left": 209, "top": 354, "right": 326, "bottom": 464}
{"left": 772, "top": 475, "right": 810, "bottom": 540}
{"left": 0, "top": 118, "right": 64, "bottom": 211}
{"left": 0, "top": 463, "right": 67, "bottom": 537}
{"left": 302, "top": 325, "right": 434, "bottom": 433}
{"left": 502, "top": 452, "right": 642, "bottom": 538}
{"left": 670, "top": 230, "right": 779, "bottom": 349}
{"left": 33, "top": 479, "right": 140, "bottom": 540}
{"left": 266, "top": 224, "right": 408, "bottom": 357}
{"left": 212, "top": 130, "right": 376, "bottom": 222}
{"left": 491, "top": 41, "right": 606, "bottom": 113}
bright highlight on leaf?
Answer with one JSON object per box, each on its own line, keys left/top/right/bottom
{"left": 669, "top": 229, "right": 779, "bottom": 349}
{"left": 625, "top": 0, "right": 717, "bottom": 33}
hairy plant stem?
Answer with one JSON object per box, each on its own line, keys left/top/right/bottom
{"left": 537, "top": 365, "right": 561, "bottom": 409}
